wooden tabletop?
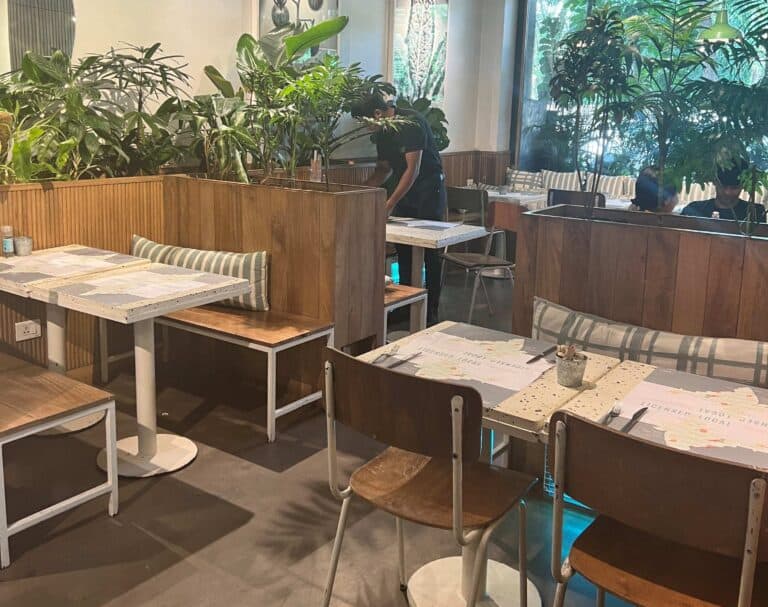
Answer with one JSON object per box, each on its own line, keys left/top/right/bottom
{"left": 363, "top": 324, "right": 768, "bottom": 470}
{"left": 386, "top": 218, "right": 488, "bottom": 249}
{"left": 49, "top": 263, "right": 250, "bottom": 324}
{"left": 0, "top": 362, "right": 113, "bottom": 439}
{"left": 0, "top": 245, "right": 149, "bottom": 301}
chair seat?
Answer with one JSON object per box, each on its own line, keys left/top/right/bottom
{"left": 350, "top": 447, "right": 537, "bottom": 530}
{"left": 441, "top": 252, "right": 514, "bottom": 269}
{"left": 571, "top": 517, "right": 768, "bottom": 607}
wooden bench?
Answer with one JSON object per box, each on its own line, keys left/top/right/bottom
{"left": 153, "top": 307, "right": 334, "bottom": 443}
{"left": 383, "top": 284, "right": 428, "bottom": 341}
{"left": 0, "top": 352, "right": 118, "bottom": 568}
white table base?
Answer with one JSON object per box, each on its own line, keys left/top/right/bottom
{"left": 40, "top": 303, "right": 106, "bottom": 435}
{"left": 410, "top": 247, "right": 427, "bottom": 327}
{"left": 407, "top": 556, "right": 541, "bottom": 607}
{"left": 97, "top": 433, "right": 197, "bottom": 478}
{"left": 96, "top": 318, "right": 197, "bottom": 477}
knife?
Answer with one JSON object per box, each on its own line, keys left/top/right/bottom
{"left": 620, "top": 407, "right": 648, "bottom": 433}
{"left": 527, "top": 345, "right": 557, "bottom": 364}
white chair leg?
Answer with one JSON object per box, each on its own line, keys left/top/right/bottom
{"left": 104, "top": 404, "right": 119, "bottom": 517}
{"left": 480, "top": 274, "right": 494, "bottom": 316}
{"left": 98, "top": 318, "right": 109, "bottom": 384}
{"left": 396, "top": 516, "right": 407, "bottom": 591}
{"left": 266, "top": 349, "right": 277, "bottom": 443}
{"left": 0, "top": 445, "right": 8, "bottom": 568}
{"left": 553, "top": 581, "right": 569, "bottom": 607}
{"left": 468, "top": 271, "right": 481, "bottom": 324}
{"left": 519, "top": 500, "right": 528, "bottom": 607}
{"left": 322, "top": 496, "right": 353, "bottom": 607}
{"left": 467, "top": 525, "right": 496, "bottom": 607}
{"left": 596, "top": 587, "right": 606, "bottom": 607}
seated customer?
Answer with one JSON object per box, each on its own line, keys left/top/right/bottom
{"left": 629, "top": 167, "right": 678, "bottom": 213}
{"left": 682, "top": 159, "right": 766, "bottom": 222}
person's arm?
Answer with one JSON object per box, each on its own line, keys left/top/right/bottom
{"left": 385, "top": 150, "right": 422, "bottom": 215}
{"left": 364, "top": 160, "right": 392, "bottom": 187}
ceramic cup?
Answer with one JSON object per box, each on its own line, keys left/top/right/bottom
{"left": 13, "top": 236, "right": 32, "bottom": 256}
{"left": 556, "top": 355, "right": 587, "bottom": 388}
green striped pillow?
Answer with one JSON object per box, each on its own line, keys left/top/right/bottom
{"left": 131, "top": 235, "right": 269, "bottom": 311}
{"left": 532, "top": 297, "right": 768, "bottom": 388}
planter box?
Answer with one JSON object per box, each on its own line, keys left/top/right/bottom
{"left": 0, "top": 175, "right": 385, "bottom": 372}
{"left": 512, "top": 204, "right": 768, "bottom": 341}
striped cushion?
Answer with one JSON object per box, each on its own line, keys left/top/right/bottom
{"left": 588, "top": 174, "right": 626, "bottom": 198}
{"left": 541, "top": 170, "right": 581, "bottom": 192}
{"left": 131, "top": 235, "right": 269, "bottom": 311}
{"left": 532, "top": 297, "right": 768, "bottom": 388}
{"left": 508, "top": 170, "right": 544, "bottom": 191}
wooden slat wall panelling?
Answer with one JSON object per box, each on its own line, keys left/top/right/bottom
{"left": 641, "top": 229, "right": 680, "bottom": 332}
{"left": 610, "top": 225, "right": 648, "bottom": 327}
{"left": 511, "top": 213, "right": 540, "bottom": 336}
{"left": 672, "top": 232, "right": 712, "bottom": 336}
{"left": 558, "top": 219, "right": 591, "bottom": 315}
{"left": 702, "top": 236, "right": 745, "bottom": 338}
{"left": 738, "top": 239, "right": 768, "bottom": 341}
{"left": 533, "top": 217, "right": 564, "bottom": 304}
{"left": 586, "top": 222, "right": 622, "bottom": 320}
{"left": 513, "top": 208, "right": 768, "bottom": 342}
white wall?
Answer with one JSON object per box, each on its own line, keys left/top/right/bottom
{"left": 71, "top": 0, "right": 256, "bottom": 96}
{"left": 337, "top": 0, "right": 515, "bottom": 155}
{"left": 474, "top": 0, "right": 517, "bottom": 151}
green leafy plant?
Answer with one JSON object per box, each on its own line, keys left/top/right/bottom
{"left": 550, "top": 7, "right": 637, "bottom": 194}
{"left": 87, "top": 43, "right": 190, "bottom": 175}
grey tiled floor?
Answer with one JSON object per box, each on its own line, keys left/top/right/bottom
{"left": 0, "top": 271, "right": 630, "bottom": 606}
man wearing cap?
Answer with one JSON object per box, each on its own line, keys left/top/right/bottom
{"left": 351, "top": 93, "right": 446, "bottom": 326}
{"left": 682, "top": 159, "right": 766, "bottom": 222}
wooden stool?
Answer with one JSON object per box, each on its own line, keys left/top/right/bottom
{"left": 384, "top": 284, "right": 428, "bottom": 343}
{"left": 0, "top": 358, "right": 118, "bottom": 568}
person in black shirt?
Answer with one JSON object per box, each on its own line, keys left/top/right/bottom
{"left": 682, "top": 159, "right": 766, "bottom": 222}
{"left": 352, "top": 93, "right": 446, "bottom": 325}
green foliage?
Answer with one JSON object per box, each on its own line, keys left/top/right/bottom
{"left": 0, "top": 44, "right": 191, "bottom": 183}
{"left": 550, "top": 7, "right": 637, "bottom": 191}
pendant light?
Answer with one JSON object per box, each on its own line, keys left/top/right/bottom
{"left": 700, "top": 1, "right": 743, "bottom": 43}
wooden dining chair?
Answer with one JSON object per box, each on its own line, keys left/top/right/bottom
{"left": 321, "top": 347, "right": 538, "bottom": 607}
{"left": 547, "top": 189, "right": 606, "bottom": 208}
{"left": 441, "top": 200, "right": 514, "bottom": 324}
{"left": 549, "top": 411, "right": 768, "bottom": 607}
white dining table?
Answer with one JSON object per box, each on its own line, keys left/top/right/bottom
{"left": 0, "top": 246, "right": 250, "bottom": 477}
{"left": 0, "top": 246, "right": 149, "bottom": 432}
{"left": 386, "top": 218, "right": 488, "bottom": 326}
{"left": 361, "top": 321, "right": 768, "bottom": 605}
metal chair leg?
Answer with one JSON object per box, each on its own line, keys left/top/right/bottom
{"left": 596, "top": 587, "right": 606, "bottom": 607}
{"left": 322, "top": 496, "right": 353, "bottom": 607}
{"left": 468, "top": 271, "right": 481, "bottom": 324}
{"left": 480, "top": 274, "right": 494, "bottom": 316}
{"left": 553, "top": 581, "right": 569, "bottom": 607}
{"left": 519, "top": 500, "right": 528, "bottom": 607}
{"left": 0, "top": 445, "right": 9, "bottom": 568}
{"left": 396, "top": 517, "right": 407, "bottom": 592}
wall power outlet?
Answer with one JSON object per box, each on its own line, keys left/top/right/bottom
{"left": 15, "top": 319, "right": 42, "bottom": 342}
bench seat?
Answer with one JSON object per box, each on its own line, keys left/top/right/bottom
{"left": 161, "top": 306, "right": 334, "bottom": 348}
{"left": 383, "top": 285, "right": 428, "bottom": 342}
{"left": 151, "top": 305, "right": 334, "bottom": 443}
{"left": 0, "top": 354, "right": 118, "bottom": 568}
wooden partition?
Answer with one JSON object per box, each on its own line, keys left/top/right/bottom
{"left": 512, "top": 206, "right": 768, "bottom": 341}
{"left": 0, "top": 175, "right": 385, "bottom": 372}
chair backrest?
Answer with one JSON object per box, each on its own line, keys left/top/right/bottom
{"left": 548, "top": 411, "right": 768, "bottom": 561}
{"left": 324, "top": 347, "right": 483, "bottom": 461}
{"left": 446, "top": 187, "right": 489, "bottom": 225}
{"left": 547, "top": 189, "right": 606, "bottom": 208}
